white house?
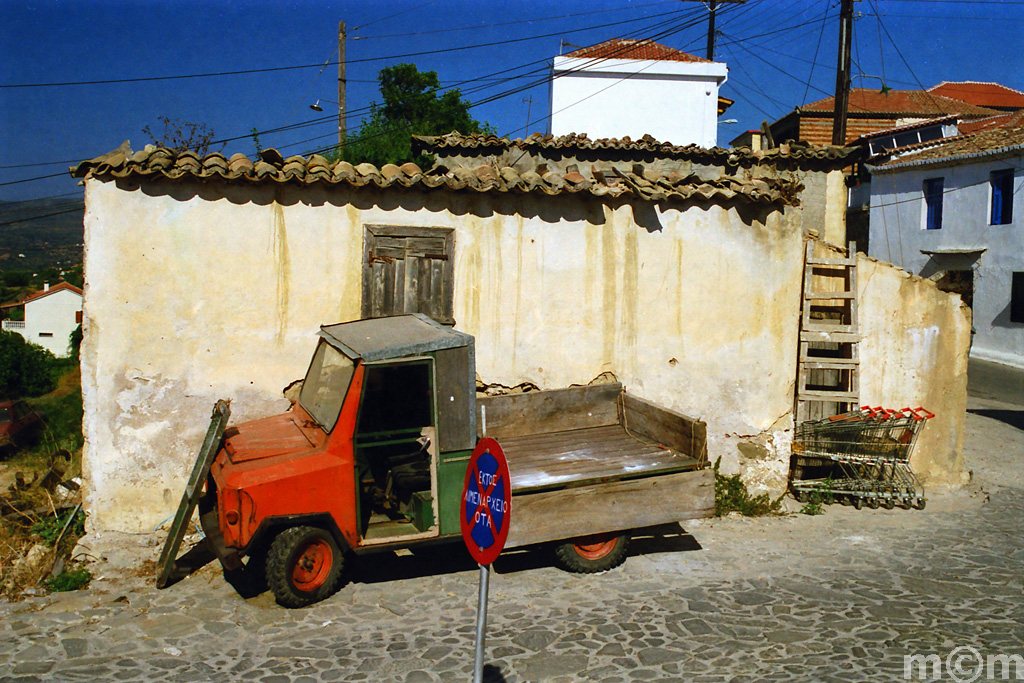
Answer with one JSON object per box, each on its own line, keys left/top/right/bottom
{"left": 867, "top": 116, "right": 1024, "bottom": 368}
{"left": 1, "top": 282, "right": 83, "bottom": 358}
{"left": 550, "top": 39, "right": 729, "bottom": 147}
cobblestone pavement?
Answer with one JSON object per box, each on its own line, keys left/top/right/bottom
{"left": 2, "top": 405, "right": 1022, "bottom": 682}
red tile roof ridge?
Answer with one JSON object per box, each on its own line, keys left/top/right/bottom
{"left": 929, "top": 80, "right": 1024, "bottom": 96}
{"left": 798, "top": 88, "right": 1000, "bottom": 118}
{"left": 563, "top": 38, "right": 709, "bottom": 63}
{"left": 20, "top": 282, "right": 83, "bottom": 304}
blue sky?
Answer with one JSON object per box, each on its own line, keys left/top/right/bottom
{"left": 2, "top": 0, "right": 1023, "bottom": 203}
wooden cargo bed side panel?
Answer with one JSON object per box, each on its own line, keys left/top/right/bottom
{"left": 620, "top": 394, "right": 707, "bottom": 462}
{"left": 478, "top": 383, "right": 622, "bottom": 439}
{"left": 505, "top": 468, "right": 714, "bottom": 549}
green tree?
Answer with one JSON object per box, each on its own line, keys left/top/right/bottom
{"left": 0, "top": 331, "right": 58, "bottom": 398}
{"left": 336, "top": 63, "right": 494, "bottom": 168}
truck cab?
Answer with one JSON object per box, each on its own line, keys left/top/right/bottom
{"left": 202, "top": 314, "right": 477, "bottom": 606}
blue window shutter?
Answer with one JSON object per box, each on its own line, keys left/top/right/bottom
{"left": 992, "top": 173, "right": 1004, "bottom": 224}
{"left": 925, "top": 178, "right": 943, "bottom": 230}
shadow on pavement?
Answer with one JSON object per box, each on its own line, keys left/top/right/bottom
{"left": 968, "top": 408, "right": 1024, "bottom": 431}
{"left": 347, "top": 522, "right": 704, "bottom": 586}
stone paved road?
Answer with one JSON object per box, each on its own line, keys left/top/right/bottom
{"left": 2, "top": 400, "right": 1022, "bottom": 682}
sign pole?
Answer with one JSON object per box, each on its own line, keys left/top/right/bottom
{"left": 473, "top": 563, "right": 489, "bottom": 683}
{"left": 461, "top": 437, "right": 510, "bottom": 683}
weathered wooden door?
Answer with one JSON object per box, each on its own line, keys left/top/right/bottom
{"left": 362, "top": 225, "right": 455, "bottom": 325}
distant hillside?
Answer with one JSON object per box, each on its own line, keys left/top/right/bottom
{"left": 0, "top": 198, "right": 85, "bottom": 272}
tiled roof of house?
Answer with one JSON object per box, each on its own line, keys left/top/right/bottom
{"left": 869, "top": 120, "right": 1024, "bottom": 171}
{"left": 70, "top": 142, "right": 803, "bottom": 207}
{"left": 928, "top": 81, "right": 1024, "bottom": 111}
{"left": 798, "top": 89, "right": 1000, "bottom": 118}
{"left": 959, "top": 109, "right": 1024, "bottom": 134}
{"left": 854, "top": 114, "right": 959, "bottom": 142}
{"left": 564, "top": 38, "right": 708, "bottom": 63}
{"left": 412, "top": 132, "right": 861, "bottom": 166}
{"left": 21, "top": 282, "right": 83, "bottom": 304}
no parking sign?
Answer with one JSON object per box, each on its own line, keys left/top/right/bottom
{"left": 460, "top": 437, "right": 511, "bottom": 566}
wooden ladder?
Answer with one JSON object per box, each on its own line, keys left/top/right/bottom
{"left": 795, "top": 241, "right": 860, "bottom": 423}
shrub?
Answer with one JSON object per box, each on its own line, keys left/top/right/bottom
{"left": 0, "top": 331, "right": 58, "bottom": 398}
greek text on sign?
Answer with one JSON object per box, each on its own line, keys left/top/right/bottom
{"left": 460, "top": 438, "right": 511, "bottom": 566}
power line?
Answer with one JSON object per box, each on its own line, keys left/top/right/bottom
{"left": 0, "top": 7, "right": 702, "bottom": 90}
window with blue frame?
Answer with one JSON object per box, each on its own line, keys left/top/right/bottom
{"left": 991, "top": 169, "right": 1014, "bottom": 225}
{"left": 924, "top": 177, "right": 944, "bottom": 230}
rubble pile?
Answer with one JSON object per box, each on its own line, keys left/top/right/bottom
{"left": 0, "top": 449, "right": 86, "bottom": 599}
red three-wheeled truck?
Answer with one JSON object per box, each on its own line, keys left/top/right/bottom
{"left": 159, "top": 314, "right": 713, "bottom": 607}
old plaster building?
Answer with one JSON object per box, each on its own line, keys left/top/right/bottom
{"left": 70, "top": 137, "right": 968, "bottom": 532}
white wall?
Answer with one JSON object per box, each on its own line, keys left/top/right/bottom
{"left": 869, "top": 157, "right": 1024, "bottom": 367}
{"left": 22, "top": 288, "right": 82, "bottom": 357}
{"left": 549, "top": 56, "right": 728, "bottom": 147}
{"left": 81, "top": 177, "right": 803, "bottom": 531}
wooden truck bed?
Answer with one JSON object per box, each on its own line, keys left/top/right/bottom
{"left": 476, "top": 382, "right": 714, "bottom": 548}
{"left": 502, "top": 424, "right": 702, "bottom": 493}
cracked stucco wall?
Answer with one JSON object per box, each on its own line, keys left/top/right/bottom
{"left": 82, "top": 176, "right": 805, "bottom": 531}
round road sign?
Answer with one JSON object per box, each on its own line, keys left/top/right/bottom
{"left": 460, "top": 437, "right": 511, "bottom": 566}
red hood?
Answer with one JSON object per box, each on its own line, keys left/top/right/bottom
{"left": 223, "top": 412, "right": 319, "bottom": 463}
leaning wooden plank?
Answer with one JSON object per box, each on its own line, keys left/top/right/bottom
{"left": 619, "top": 394, "right": 707, "bottom": 461}
{"left": 478, "top": 383, "right": 621, "bottom": 439}
{"left": 505, "top": 468, "right": 713, "bottom": 549}
{"left": 157, "top": 400, "right": 230, "bottom": 588}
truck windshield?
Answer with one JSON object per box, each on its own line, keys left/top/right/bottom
{"left": 299, "top": 341, "right": 355, "bottom": 432}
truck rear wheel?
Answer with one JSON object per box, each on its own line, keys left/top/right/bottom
{"left": 554, "top": 532, "right": 630, "bottom": 573}
{"left": 266, "top": 526, "right": 344, "bottom": 608}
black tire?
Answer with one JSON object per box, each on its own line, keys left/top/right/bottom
{"left": 882, "top": 497, "right": 895, "bottom": 510}
{"left": 792, "top": 489, "right": 808, "bottom": 503}
{"left": 914, "top": 497, "right": 927, "bottom": 510}
{"left": 853, "top": 496, "right": 863, "bottom": 510}
{"left": 554, "top": 532, "right": 630, "bottom": 573}
{"left": 266, "top": 526, "right": 344, "bottom": 608}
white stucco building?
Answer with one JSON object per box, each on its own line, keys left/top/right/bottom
{"left": 867, "top": 117, "right": 1024, "bottom": 368}
{"left": 549, "top": 39, "right": 728, "bottom": 147}
{"left": 1, "top": 282, "right": 83, "bottom": 357}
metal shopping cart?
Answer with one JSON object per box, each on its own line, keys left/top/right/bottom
{"left": 790, "top": 406, "right": 932, "bottom": 510}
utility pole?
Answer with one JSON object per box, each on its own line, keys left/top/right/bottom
{"left": 831, "top": 0, "right": 854, "bottom": 146}
{"left": 705, "top": 0, "right": 717, "bottom": 60}
{"left": 338, "top": 21, "right": 347, "bottom": 147}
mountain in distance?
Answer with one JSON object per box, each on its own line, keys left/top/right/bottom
{"left": 0, "top": 197, "right": 85, "bottom": 272}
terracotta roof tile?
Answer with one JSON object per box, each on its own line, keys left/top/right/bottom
{"left": 20, "top": 282, "right": 83, "bottom": 305}
{"left": 928, "top": 81, "right": 1024, "bottom": 111}
{"left": 799, "top": 89, "right": 1000, "bottom": 118}
{"left": 412, "top": 132, "right": 860, "bottom": 167}
{"left": 870, "top": 122, "right": 1024, "bottom": 171}
{"left": 70, "top": 143, "right": 803, "bottom": 208}
{"left": 564, "top": 38, "right": 708, "bottom": 63}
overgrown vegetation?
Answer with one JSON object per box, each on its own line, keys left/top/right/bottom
{"left": 143, "top": 116, "right": 224, "bottom": 156}
{"left": 713, "top": 457, "right": 784, "bottom": 517}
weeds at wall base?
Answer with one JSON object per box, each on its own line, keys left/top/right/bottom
{"left": 713, "top": 457, "right": 784, "bottom": 517}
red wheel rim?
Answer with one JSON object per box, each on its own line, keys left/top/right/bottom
{"left": 291, "top": 539, "right": 333, "bottom": 591}
{"left": 573, "top": 533, "right": 619, "bottom": 560}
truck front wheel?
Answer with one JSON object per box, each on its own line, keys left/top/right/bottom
{"left": 267, "top": 526, "right": 344, "bottom": 608}
{"left": 554, "top": 532, "right": 630, "bottom": 573}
